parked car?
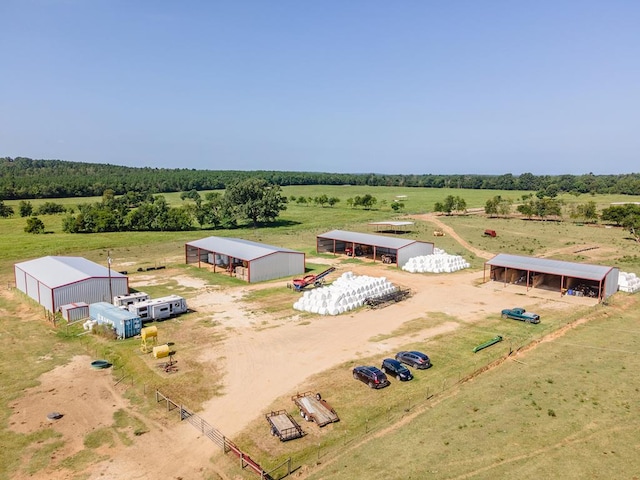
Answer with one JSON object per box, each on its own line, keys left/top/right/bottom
{"left": 395, "top": 351, "right": 432, "bottom": 369}
{"left": 381, "top": 358, "right": 413, "bottom": 381}
{"left": 352, "top": 366, "right": 390, "bottom": 389}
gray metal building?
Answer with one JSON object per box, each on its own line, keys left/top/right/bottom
{"left": 316, "top": 230, "right": 434, "bottom": 268}
{"left": 185, "top": 237, "right": 305, "bottom": 283}
{"left": 485, "top": 253, "right": 619, "bottom": 301}
{"left": 14, "top": 256, "right": 129, "bottom": 313}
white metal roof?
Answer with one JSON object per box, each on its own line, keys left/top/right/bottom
{"left": 186, "top": 237, "right": 303, "bottom": 261}
{"left": 317, "top": 230, "right": 426, "bottom": 250}
{"left": 368, "top": 221, "right": 414, "bottom": 227}
{"left": 486, "top": 253, "right": 613, "bottom": 281}
{"left": 14, "top": 256, "right": 126, "bottom": 288}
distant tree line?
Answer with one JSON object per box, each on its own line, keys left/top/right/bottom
{"left": 2, "top": 157, "right": 640, "bottom": 200}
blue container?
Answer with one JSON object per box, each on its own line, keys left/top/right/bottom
{"left": 89, "top": 302, "right": 142, "bottom": 339}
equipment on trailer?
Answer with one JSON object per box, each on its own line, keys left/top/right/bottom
{"left": 288, "top": 267, "right": 336, "bottom": 292}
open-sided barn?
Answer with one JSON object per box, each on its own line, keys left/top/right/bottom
{"left": 185, "top": 237, "right": 305, "bottom": 283}
{"left": 14, "top": 256, "right": 129, "bottom": 313}
{"left": 316, "top": 230, "right": 434, "bottom": 268}
{"left": 485, "top": 253, "right": 619, "bottom": 302}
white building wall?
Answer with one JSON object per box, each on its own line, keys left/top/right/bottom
{"left": 397, "top": 242, "right": 434, "bottom": 268}
{"left": 53, "top": 277, "right": 128, "bottom": 312}
{"left": 250, "top": 252, "right": 305, "bottom": 283}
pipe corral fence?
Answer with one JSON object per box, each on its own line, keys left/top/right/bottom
{"left": 155, "top": 390, "right": 291, "bottom": 480}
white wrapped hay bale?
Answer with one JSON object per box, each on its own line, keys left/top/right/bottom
{"left": 292, "top": 271, "right": 397, "bottom": 315}
{"left": 618, "top": 272, "right": 640, "bottom": 293}
{"left": 402, "top": 249, "right": 470, "bottom": 274}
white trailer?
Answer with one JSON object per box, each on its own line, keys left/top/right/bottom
{"left": 127, "top": 295, "right": 187, "bottom": 321}
{"left": 113, "top": 292, "right": 150, "bottom": 307}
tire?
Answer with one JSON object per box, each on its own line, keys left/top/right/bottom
{"left": 368, "top": 381, "right": 374, "bottom": 389}
{"left": 271, "top": 427, "right": 277, "bottom": 436}
{"left": 315, "top": 393, "right": 322, "bottom": 401}
{"left": 353, "top": 372, "right": 359, "bottom": 379}
{"left": 300, "top": 409, "right": 305, "bottom": 418}
{"left": 396, "top": 374, "right": 402, "bottom": 381}
{"left": 501, "top": 313, "right": 508, "bottom": 319}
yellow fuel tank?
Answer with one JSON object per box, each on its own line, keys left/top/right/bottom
{"left": 153, "top": 344, "right": 170, "bottom": 359}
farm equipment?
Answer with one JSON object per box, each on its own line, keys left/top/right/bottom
{"left": 289, "top": 267, "right": 336, "bottom": 292}
{"left": 473, "top": 335, "right": 503, "bottom": 353}
{"left": 266, "top": 410, "right": 305, "bottom": 441}
{"left": 364, "top": 288, "right": 411, "bottom": 309}
{"left": 483, "top": 229, "right": 497, "bottom": 237}
{"left": 433, "top": 230, "right": 445, "bottom": 237}
{"left": 292, "top": 392, "right": 339, "bottom": 427}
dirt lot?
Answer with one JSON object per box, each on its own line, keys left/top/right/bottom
{"left": 7, "top": 257, "right": 597, "bottom": 480}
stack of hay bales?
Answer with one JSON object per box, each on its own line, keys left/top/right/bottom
{"left": 402, "top": 248, "right": 470, "bottom": 274}
{"left": 293, "top": 271, "right": 396, "bottom": 315}
{"left": 618, "top": 272, "right": 640, "bottom": 293}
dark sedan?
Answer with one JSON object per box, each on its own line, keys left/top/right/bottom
{"left": 352, "top": 366, "right": 391, "bottom": 389}
{"left": 381, "top": 358, "right": 413, "bottom": 381}
{"left": 395, "top": 350, "right": 432, "bottom": 369}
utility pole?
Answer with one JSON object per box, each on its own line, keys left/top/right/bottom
{"left": 107, "top": 251, "right": 113, "bottom": 303}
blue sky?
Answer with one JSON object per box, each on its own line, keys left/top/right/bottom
{"left": 1, "top": 1, "right": 639, "bottom": 175}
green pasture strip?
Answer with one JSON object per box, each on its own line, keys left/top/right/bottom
{"left": 302, "top": 296, "right": 640, "bottom": 480}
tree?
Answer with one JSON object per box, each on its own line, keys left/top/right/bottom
{"left": 571, "top": 201, "right": 598, "bottom": 223}
{"left": 0, "top": 200, "right": 14, "bottom": 217}
{"left": 485, "top": 197, "right": 499, "bottom": 217}
{"left": 353, "top": 194, "right": 377, "bottom": 210}
{"left": 327, "top": 197, "right": 340, "bottom": 207}
{"left": 19, "top": 200, "right": 33, "bottom": 217}
{"left": 24, "top": 216, "right": 45, "bottom": 233}
{"left": 391, "top": 201, "right": 404, "bottom": 212}
{"left": 314, "top": 194, "right": 329, "bottom": 207}
{"left": 622, "top": 213, "right": 640, "bottom": 243}
{"left": 224, "top": 178, "right": 287, "bottom": 227}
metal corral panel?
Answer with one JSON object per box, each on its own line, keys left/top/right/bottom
{"left": 60, "top": 302, "right": 89, "bottom": 322}
{"left": 89, "top": 302, "right": 142, "bottom": 338}
{"left": 249, "top": 251, "right": 305, "bottom": 283}
{"left": 397, "top": 242, "right": 434, "bottom": 268}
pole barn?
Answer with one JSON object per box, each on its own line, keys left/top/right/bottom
{"left": 185, "top": 237, "right": 305, "bottom": 283}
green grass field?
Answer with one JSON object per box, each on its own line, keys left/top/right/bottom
{"left": 1, "top": 187, "right": 640, "bottom": 480}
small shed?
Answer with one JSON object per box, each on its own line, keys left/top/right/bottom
{"left": 60, "top": 302, "right": 90, "bottom": 322}
{"left": 485, "top": 253, "right": 619, "bottom": 302}
{"left": 89, "top": 302, "right": 142, "bottom": 339}
{"left": 185, "top": 237, "right": 305, "bottom": 283}
{"left": 14, "top": 256, "right": 129, "bottom": 313}
{"left": 316, "top": 230, "right": 434, "bottom": 268}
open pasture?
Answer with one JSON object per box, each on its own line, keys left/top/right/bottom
{"left": 1, "top": 188, "right": 640, "bottom": 480}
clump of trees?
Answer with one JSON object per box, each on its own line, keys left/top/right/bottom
{"left": 484, "top": 195, "right": 513, "bottom": 217}
{"left": 434, "top": 195, "right": 467, "bottom": 215}
{"left": 516, "top": 194, "right": 564, "bottom": 221}
{"left": 24, "top": 216, "right": 45, "bottom": 234}
{"left": 346, "top": 194, "right": 378, "bottom": 209}
{"left": 0, "top": 200, "right": 14, "bottom": 217}
{"left": 601, "top": 204, "right": 640, "bottom": 242}
{"left": 62, "top": 179, "right": 287, "bottom": 233}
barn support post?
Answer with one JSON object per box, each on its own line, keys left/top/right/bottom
{"left": 526, "top": 270, "right": 531, "bottom": 291}
{"left": 560, "top": 275, "right": 565, "bottom": 297}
